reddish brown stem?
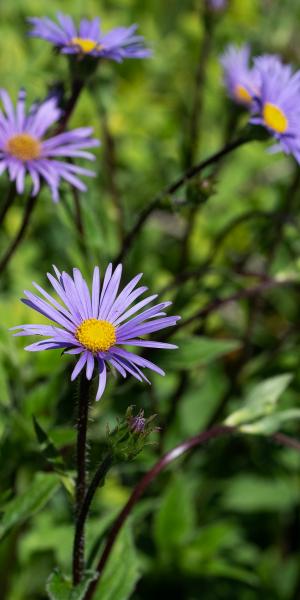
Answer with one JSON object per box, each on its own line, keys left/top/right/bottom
{"left": 83, "top": 425, "right": 300, "bottom": 600}
{"left": 83, "top": 424, "right": 232, "bottom": 599}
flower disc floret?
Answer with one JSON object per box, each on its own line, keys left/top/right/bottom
{"left": 71, "top": 37, "right": 102, "bottom": 53}
{"left": 263, "top": 102, "right": 288, "bottom": 133}
{"left": 220, "top": 44, "right": 258, "bottom": 107}
{"left": 6, "top": 133, "right": 41, "bottom": 161}
{"left": 76, "top": 318, "right": 116, "bottom": 352}
{"left": 234, "top": 84, "right": 252, "bottom": 105}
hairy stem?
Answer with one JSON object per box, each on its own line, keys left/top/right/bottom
{"left": 84, "top": 425, "right": 233, "bottom": 599}
{"left": 73, "top": 375, "right": 91, "bottom": 585}
{"left": 83, "top": 425, "right": 300, "bottom": 600}
{"left": 116, "top": 136, "right": 250, "bottom": 263}
{"left": 73, "top": 452, "right": 113, "bottom": 580}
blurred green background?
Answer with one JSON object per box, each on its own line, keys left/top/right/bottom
{"left": 1, "top": 0, "right": 300, "bottom": 598}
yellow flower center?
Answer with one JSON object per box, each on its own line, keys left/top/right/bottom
{"left": 71, "top": 37, "right": 102, "bottom": 53}
{"left": 234, "top": 84, "right": 252, "bottom": 105}
{"left": 263, "top": 102, "right": 288, "bottom": 133}
{"left": 75, "top": 318, "right": 116, "bottom": 353}
{"left": 6, "top": 133, "right": 41, "bottom": 161}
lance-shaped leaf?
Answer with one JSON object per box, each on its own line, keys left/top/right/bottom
{"left": 33, "top": 417, "right": 75, "bottom": 496}
{"left": 225, "top": 374, "right": 292, "bottom": 428}
{"left": 0, "top": 472, "right": 60, "bottom": 540}
{"left": 240, "top": 409, "right": 300, "bottom": 434}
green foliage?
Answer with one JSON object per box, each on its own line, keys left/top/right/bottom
{"left": 153, "top": 473, "right": 196, "bottom": 558}
{"left": 46, "top": 569, "right": 97, "bottom": 600}
{"left": 93, "top": 523, "right": 140, "bottom": 600}
{"left": 0, "top": 472, "right": 60, "bottom": 540}
{"left": 160, "top": 336, "right": 241, "bottom": 370}
{"left": 33, "top": 417, "right": 75, "bottom": 495}
{"left": 225, "top": 374, "right": 294, "bottom": 433}
{"left": 1, "top": 1, "right": 300, "bottom": 599}
{"left": 107, "top": 406, "right": 158, "bottom": 461}
{"left": 222, "top": 475, "right": 300, "bottom": 513}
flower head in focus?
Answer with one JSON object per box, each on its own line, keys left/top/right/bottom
{"left": 220, "top": 44, "right": 259, "bottom": 106}
{"left": 107, "top": 407, "right": 159, "bottom": 461}
{"left": 0, "top": 89, "right": 99, "bottom": 202}
{"left": 28, "top": 13, "right": 151, "bottom": 62}
{"left": 12, "top": 265, "right": 180, "bottom": 400}
{"left": 250, "top": 55, "right": 300, "bottom": 162}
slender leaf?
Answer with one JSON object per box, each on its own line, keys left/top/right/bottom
{"left": 225, "top": 374, "right": 292, "bottom": 427}
{"left": 0, "top": 472, "right": 60, "bottom": 539}
{"left": 93, "top": 522, "right": 140, "bottom": 600}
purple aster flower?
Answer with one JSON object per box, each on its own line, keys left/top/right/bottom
{"left": 12, "top": 265, "right": 180, "bottom": 401}
{"left": 220, "top": 44, "right": 259, "bottom": 106}
{"left": 0, "top": 89, "right": 99, "bottom": 202}
{"left": 28, "top": 13, "right": 151, "bottom": 62}
{"left": 207, "top": 0, "right": 227, "bottom": 11}
{"left": 250, "top": 55, "right": 300, "bottom": 162}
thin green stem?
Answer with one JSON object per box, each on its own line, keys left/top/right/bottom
{"left": 83, "top": 426, "right": 300, "bottom": 600}
{"left": 0, "top": 80, "right": 85, "bottom": 276}
{"left": 164, "top": 276, "right": 299, "bottom": 338}
{"left": 83, "top": 425, "right": 232, "bottom": 599}
{"left": 0, "top": 193, "right": 38, "bottom": 276}
{"left": 56, "top": 79, "right": 84, "bottom": 134}
{"left": 0, "top": 183, "right": 16, "bottom": 228}
{"left": 116, "top": 135, "right": 250, "bottom": 263}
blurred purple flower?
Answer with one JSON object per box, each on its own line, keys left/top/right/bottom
{"left": 208, "top": 0, "right": 227, "bottom": 11}
{"left": 28, "top": 13, "right": 151, "bottom": 62}
{"left": 12, "top": 264, "right": 180, "bottom": 400}
{"left": 220, "top": 44, "right": 259, "bottom": 106}
{"left": 250, "top": 55, "right": 300, "bottom": 162}
{"left": 0, "top": 89, "right": 99, "bottom": 202}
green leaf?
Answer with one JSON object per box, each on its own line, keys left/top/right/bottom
{"left": 222, "top": 475, "right": 299, "bottom": 512}
{"left": 46, "top": 570, "right": 71, "bottom": 600}
{"left": 225, "top": 374, "right": 292, "bottom": 427}
{"left": 0, "top": 472, "right": 60, "bottom": 540}
{"left": 46, "top": 569, "right": 97, "bottom": 600}
{"left": 204, "top": 559, "right": 258, "bottom": 586}
{"left": 33, "top": 417, "right": 75, "bottom": 496}
{"left": 159, "top": 336, "right": 241, "bottom": 370}
{"left": 33, "top": 416, "right": 66, "bottom": 471}
{"left": 240, "top": 408, "right": 300, "bottom": 434}
{"left": 93, "top": 522, "right": 140, "bottom": 600}
{"left": 153, "top": 473, "right": 196, "bottom": 557}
